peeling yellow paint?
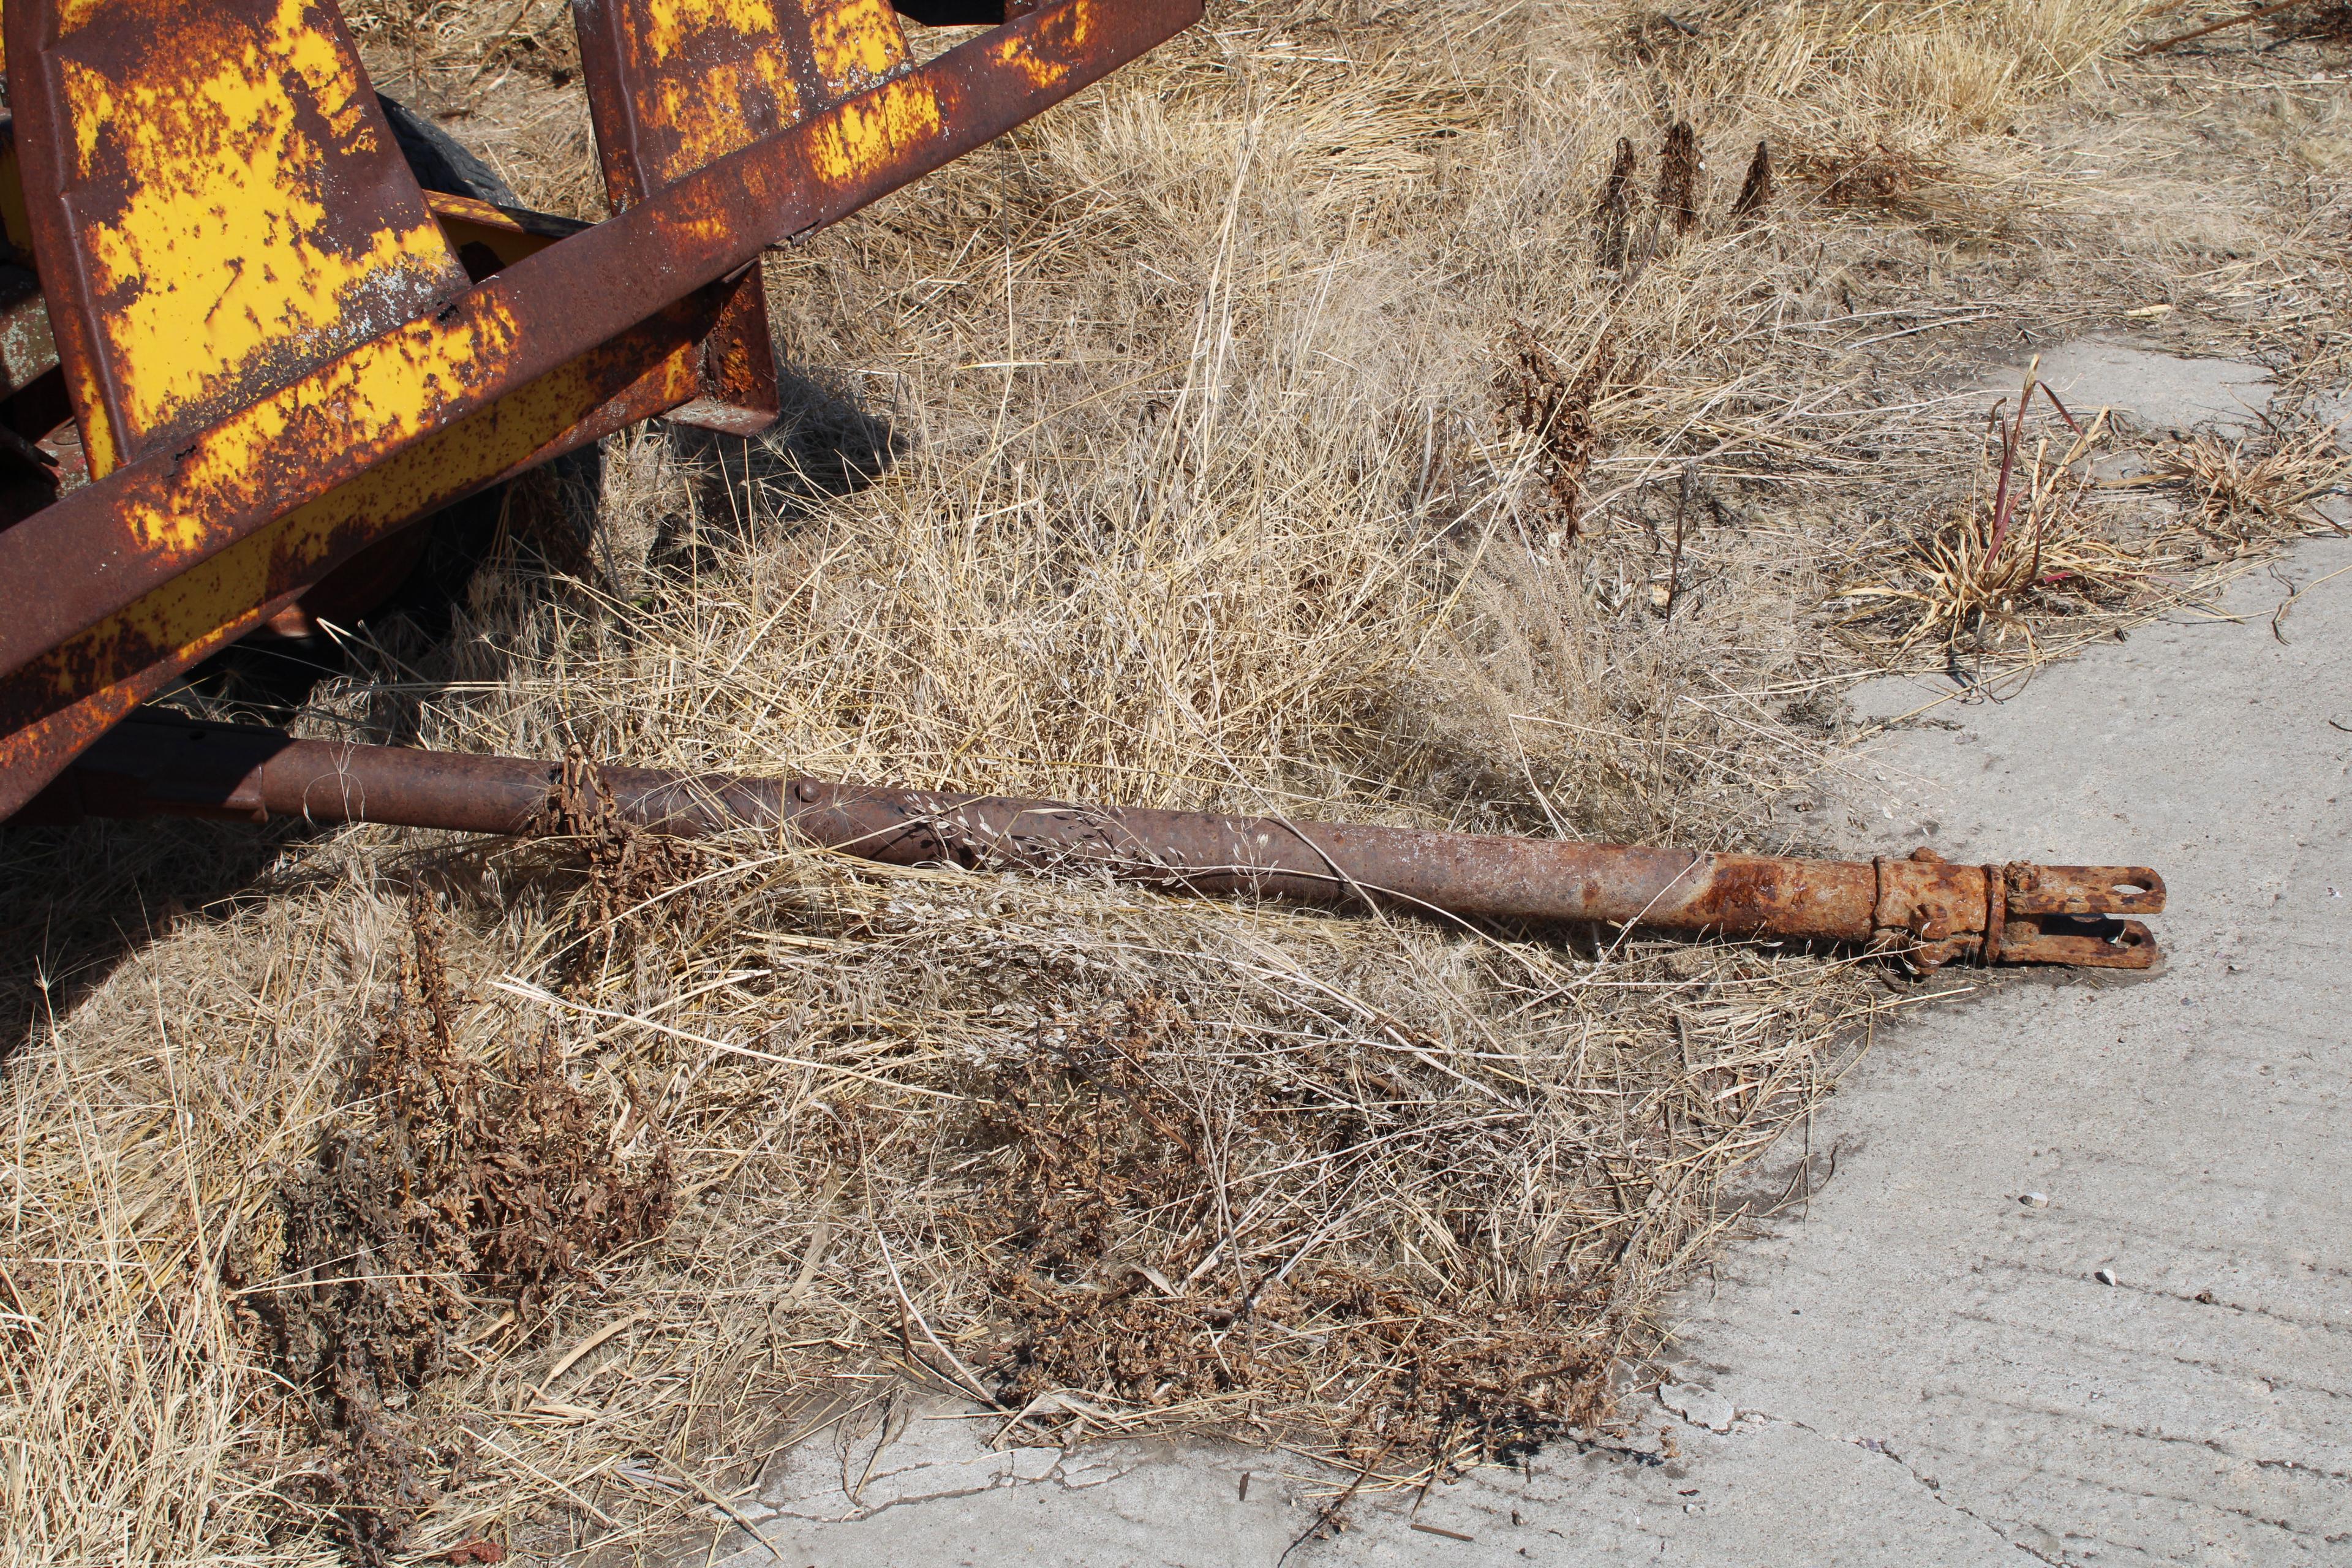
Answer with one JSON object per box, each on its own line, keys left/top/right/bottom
{"left": 989, "top": 22, "right": 1079, "bottom": 91}
{"left": 803, "top": 0, "right": 907, "bottom": 93}
{"left": 647, "top": 55, "right": 801, "bottom": 170}
{"left": 108, "top": 295, "right": 522, "bottom": 561}
{"left": 640, "top": 0, "right": 783, "bottom": 56}
{"left": 23, "top": 332, "right": 660, "bottom": 732}
{"left": 807, "top": 76, "right": 943, "bottom": 186}
{"left": 614, "top": 0, "right": 911, "bottom": 186}
{"left": 56, "top": 0, "right": 464, "bottom": 471}
{"left": 67, "top": 358, "right": 119, "bottom": 480}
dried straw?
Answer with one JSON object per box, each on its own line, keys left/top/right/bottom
{"left": 7, "top": 1, "right": 2348, "bottom": 1562}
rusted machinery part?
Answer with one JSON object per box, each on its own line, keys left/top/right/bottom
{"left": 0, "top": 0, "right": 1203, "bottom": 820}
{"left": 24, "top": 712, "right": 2166, "bottom": 971}
{"left": 251, "top": 99, "right": 535, "bottom": 639}
{"left": 571, "top": 0, "right": 810, "bottom": 435}
{"left": 378, "top": 95, "right": 522, "bottom": 209}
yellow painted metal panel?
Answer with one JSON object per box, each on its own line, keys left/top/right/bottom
{"left": 30, "top": 0, "right": 468, "bottom": 473}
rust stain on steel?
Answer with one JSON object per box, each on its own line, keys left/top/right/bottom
{"left": 662, "top": 281, "right": 783, "bottom": 437}
{"left": 0, "top": 118, "right": 35, "bottom": 260}
{"left": 573, "top": 0, "right": 914, "bottom": 205}
{"left": 13, "top": 0, "right": 470, "bottom": 480}
{"left": 0, "top": 289, "right": 732, "bottom": 799}
{"left": 423, "top": 190, "right": 592, "bottom": 273}
{"left": 1989, "top": 860, "right": 2163, "bottom": 965}
{"left": 568, "top": 0, "right": 907, "bottom": 434}
{"left": 31, "top": 715, "right": 2168, "bottom": 971}
{"left": 0, "top": 0, "right": 1202, "bottom": 820}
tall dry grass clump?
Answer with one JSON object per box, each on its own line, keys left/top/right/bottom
{"left": 9, "top": 2, "right": 2348, "bottom": 1563}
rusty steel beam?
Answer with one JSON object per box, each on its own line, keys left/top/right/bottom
{"left": 0, "top": 0, "right": 1202, "bottom": 820}
{"left": 23, "top": 712, "right": 2166, "bottom": 970}
{"left": 0, "top": 286, "right": 734, "bottom": 793}
{"left": 570, "top": 0, "right": 843, "bottom": 435}
{"left": 0, "top": 0, "right": 1193, "bottom": 657}
{"left": 14, "top": 0, "right": 475, "bottom": 484}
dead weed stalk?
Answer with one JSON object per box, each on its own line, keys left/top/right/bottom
{"left": 1494, "top": 325, "right": 1625, "bottom": 546}
{"left": 257, "top": 899, "right": 673, "bottom": 1562}
{"left": 1835, "top": 364, "right": 2147, "bottom": 665}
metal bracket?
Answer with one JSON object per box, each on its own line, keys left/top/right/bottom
{"left": 1989, "top": 862, "right": 2164, "bottom": 968}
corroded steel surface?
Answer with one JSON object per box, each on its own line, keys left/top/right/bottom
{"left": 570, "top": 0, "right": 917, "bottom": 433}
{"left": 9, "top": 0, "right": 472, "bottom": 478}
{"left": 0, "top": 262, "right": 58, "bottom": 399}
{"left": 29, "top": 714, "right": 2166, "bottom": 970}
{"left": 423, "top": 190, "right": 592, "bottom": 276}
{"left": 0, "top": 0, "right": 1202, "bottom": 818}
{"left": 0, "top": 289, "right": 730, "bottom": 802}
{"left": 575, "top": 0, "right": 914, "bottom": 205}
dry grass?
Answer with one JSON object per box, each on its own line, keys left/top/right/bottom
{"left": 1833, "top": 373, "right": 2135, "bottom": 666}
{"left": 2144, "top": 415, "right": 2352, "bottom": 548}
{"left": 1833, "top": 381, "right": 2350, "bottom": 680}
{"left": 7, "top": 1, "right": 2351, "bottom": 1563}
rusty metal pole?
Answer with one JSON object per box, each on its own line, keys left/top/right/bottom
{"left": 18, "top": 712, "right": 2164, "bottom": 970}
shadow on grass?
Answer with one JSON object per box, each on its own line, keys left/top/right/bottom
{"left": 0, "top": 360, "right": 901, "bottom": 1071}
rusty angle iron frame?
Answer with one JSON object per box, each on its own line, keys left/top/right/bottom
{"left": 0, "top": 0, "right": 2165, "bottom": 970}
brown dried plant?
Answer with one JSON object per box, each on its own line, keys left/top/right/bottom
{"left": 1495, "top": 325, "right": 1622, "bottom": 545}
{"left": 2277, "top": 4, "right": 2352, "bottom": 43}
{"left": 959, "top": 992, "right": 1615, "bottom": 1460}
{"left": 1730, "top": 138, "right": 1773, "bottom": 225}
{"left": 1793, "top": 136, "right": 1953, "bottom": 212}
{"left": 2143, "top": 420, "right": 2352, "bottom": 551}
{"left": 1656, "top": 120, "right": 1703, "bottom": 238}
{"left": 1592, "top": 135, "right": 1638, "bottom": 269}
{"left": 538, "top": 745, "right": 709, "bottom": 979}
{"left": 1834, "top": 366, "right": 2142, "bottom": 665}
{"left": 258, "top": 899, "right": 673, "bottom": 1562}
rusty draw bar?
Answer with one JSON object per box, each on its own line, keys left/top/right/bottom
{"left": 23, "top": 712, "right": 2165, "bottom": 970}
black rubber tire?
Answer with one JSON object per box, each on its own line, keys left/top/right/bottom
{"left": 891, "top": 0, "right": 1005, "bottom": 26}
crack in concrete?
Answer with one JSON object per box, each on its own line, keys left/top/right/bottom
{"left": 1740, "top": 1408, "right": 2352, "bottom": 1560}
{"left": 1858, "top": 1442, "right": 2065, "bottom": 1567}
{"left": 1921, "top": 1383, "right": 2352, "bottom": 1490}
{"left": 796, "top": 1474, "right": 1005, "bottom": 1524}
{"left": 2250, "top": 1455, "right": 2352, "bottom": 1487}
{"left": 1751, "top": 1409, "right": 2066, "bottom": 1566}
{"left": 750, "top": 1449, "right": 1152, "bottom": 1529}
